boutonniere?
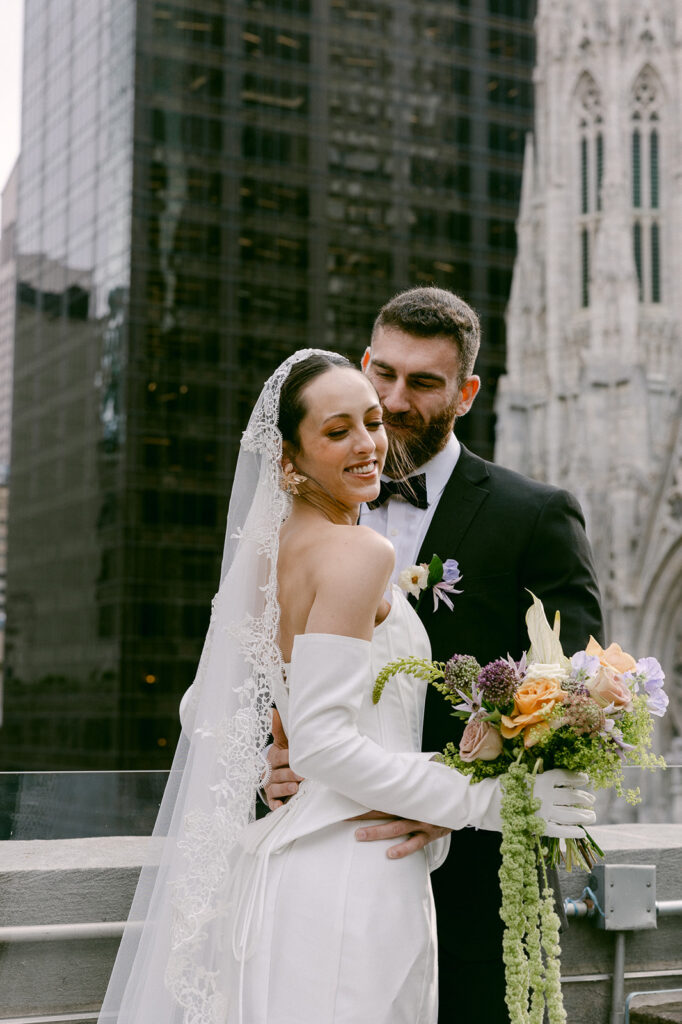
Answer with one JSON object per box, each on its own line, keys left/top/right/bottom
{"left": 398, "top": 555, "right": 462, "bottom": 612}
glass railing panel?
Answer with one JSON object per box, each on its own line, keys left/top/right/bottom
{"left": 0, "top": 770, "right": 168, "bottom": 839}
{"left": 0, "top": 762, "right": 680, "bottom": 841}
{"left": 592, "top": 763, "right": 682, "bottom": 827}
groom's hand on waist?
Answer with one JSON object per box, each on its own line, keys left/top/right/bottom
{"left": 264, "top": 708, "right": 303, "bottom": 810}
{"left": 355, "top": 818, "right": 452, "bottom": 859}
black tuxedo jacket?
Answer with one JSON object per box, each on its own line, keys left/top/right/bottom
{"left": 415, "top": 445, "right": 604, "bottom": 963}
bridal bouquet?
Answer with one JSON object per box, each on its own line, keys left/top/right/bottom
{"left": 373, "top": 594, "right": 667, "bottom": 1024}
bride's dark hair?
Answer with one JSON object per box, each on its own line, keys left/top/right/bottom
{"left": 278, "top": 351, "right": 353, "bottom": 447}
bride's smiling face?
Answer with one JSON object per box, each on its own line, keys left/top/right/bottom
{"left": 288, "top": 367, "right": 387, "bottom": 506}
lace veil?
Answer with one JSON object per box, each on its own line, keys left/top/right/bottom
{"left": 98, "top": 348, "right": 343, "bottom": 1023}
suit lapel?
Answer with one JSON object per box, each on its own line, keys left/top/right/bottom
{"left": 417, "top": 445, "right": 490, "bottom": 565}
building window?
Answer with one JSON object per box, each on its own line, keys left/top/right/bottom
{"left": 575, "top": 72, "right": 602, "bottom": 308}
{"left": 581, "top": 228, "right": 589, "bottom": 308}
{"left": 650, "top": 129, "right": 659, "bottom": 208}
{"left": 651, "top": 222, "right": 660, "bottom": 302}
{"left": 596, "top": 132, "right": 603, "bottom": 211}
{"left": 633, "top": 222, "right": 643, "bottom": 301}
{"left": 632, "top": 130, "right": 641, "bottom": 208}
{"left": 580, "top": 137, "right": 588, "bottom": 214}
{"left": 631, "top": 66, "right": 662, "bottom": 303}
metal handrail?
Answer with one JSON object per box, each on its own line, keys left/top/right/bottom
{"left": 624, "top": 988, "right": 682, "bottom": 1024}
{"left": 0, "top": 920, "right": 136, "bottom": 943}
{"left": 565, "top": 898, "right": 682, "bottom": 919}
{"left": 1, "top": 1015, "right": 98, "bottom": 1024}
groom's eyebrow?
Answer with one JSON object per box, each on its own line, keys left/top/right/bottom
{"left": 322, "top": 403, "right": 381, "bottom": 423}
{"left": 372, "top": 359, "right": 447, "bottom": 385}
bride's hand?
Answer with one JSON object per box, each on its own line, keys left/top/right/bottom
{"left": 264, "top": 709, "right": 304, "bottom": 810}
{"left": 354, "top": 819, "right": 452, "bottom": 859}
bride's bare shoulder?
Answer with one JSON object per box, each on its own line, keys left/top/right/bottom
{"left": 304, "top": 526, "right": 394, "bottom": 637}
{"left": 309, "top": 524, "right": 394, "bottom": 593}
{"left": 327, "top": 523, "right": 393, "bottom": 565}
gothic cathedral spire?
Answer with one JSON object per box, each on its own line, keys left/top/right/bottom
{"left": 495, "top": 0, "right": 681, "bottom": 776}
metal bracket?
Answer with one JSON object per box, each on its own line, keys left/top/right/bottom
{"left": 589, "top": 864, "right": 657, "bottom": 931}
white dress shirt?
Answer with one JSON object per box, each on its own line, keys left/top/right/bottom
{"left": 359, "top": 434, "right": 461, "bottom": 583}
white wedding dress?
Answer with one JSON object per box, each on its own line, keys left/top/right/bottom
{"left": 223, "top": 586, "right": 445, "bottom": 1024}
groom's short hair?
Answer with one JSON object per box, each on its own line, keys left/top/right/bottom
{"left": 372, "top": 286, "right": 480, "bottom": 384}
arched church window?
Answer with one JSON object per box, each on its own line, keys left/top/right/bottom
{"left": 632, "top": 130, "right": 641, "bottom": 208}
{"left": 650, "top": 128, "right": 659, "bottom": 208}
{"left": 651, "top": 222, "right": 660, "bottom": 302}
{"left": 633, "top": 222, "right": 643, "bottom": 302}
{"left": 596, "top": 132, "right": 603, "bottom": 212}
{"left": 581, "top": 229, "right": 590, "bottom": 308}
{"left": 575, "top": 73, "right": 603, "bottom": 308}
{"left": 631, "top": 66, "right": 662, "bottom": 303}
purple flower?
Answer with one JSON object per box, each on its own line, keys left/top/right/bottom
{"left": 646, "top": 687, "right": 669, "bottom": 717}
{"left": 637, "top": 657, "right": 665, "bottom": 689}
{"left": 477, "top": 659, "right": 519, "bottom": 706}
{"left": 623, "top": 657, "right": 668, "bottom": 717}
{"left": 442, "top": 558, "right": 462, "bottom": 585}
{"left": 605, "top": 724, "right": 636, "bottom": 756}
{"left": 570, "top": 651, "right": 600, "bottom": 678}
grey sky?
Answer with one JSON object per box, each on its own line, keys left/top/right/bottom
{"left": 0, "top": 0, "right": 24, "bottom": 228}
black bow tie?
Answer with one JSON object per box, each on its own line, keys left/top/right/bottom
{"left": 366, "top": 473, "right": 428, "bottom": 511}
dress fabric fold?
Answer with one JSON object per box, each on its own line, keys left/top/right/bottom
{"left": 225, "top": 586, "right": 441, "bottom": 1024}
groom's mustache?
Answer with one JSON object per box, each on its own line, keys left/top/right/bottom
{"left": 382, "top": 410, "right": 425, "bottom": 431}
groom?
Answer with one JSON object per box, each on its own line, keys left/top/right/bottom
{"left": 268, "top": 286, "right": 604, "bottom": 1024}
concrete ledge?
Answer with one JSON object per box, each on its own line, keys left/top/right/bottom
{"left": 631, "top": 1004, "right": 682, "bottom": 1024}
{"left": 0, "top": 827, "right": 680, "bottom": 1020}
{"left": 0, "top": 838, "right": 151, "bottom": 1017}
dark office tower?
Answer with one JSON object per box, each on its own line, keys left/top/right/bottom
{"left": 3, "top": 1, "right": 139, "bottom": 768}
{"left": 3, "top": 0, "right": 535, "bottom": 770}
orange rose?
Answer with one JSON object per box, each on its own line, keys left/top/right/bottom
{"left": 500, "top": 677, "right": 568, "bottom": 748}
{"left": 585, "top": 636, "right": 637, "bottom": 674}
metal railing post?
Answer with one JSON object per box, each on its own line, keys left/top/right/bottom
{"left": 610, "top": 931, "right": 627, "bottom": 1024}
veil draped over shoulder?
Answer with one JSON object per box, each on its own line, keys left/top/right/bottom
{"left": 98, "top": 349, "right": 342, "bottom": 1023}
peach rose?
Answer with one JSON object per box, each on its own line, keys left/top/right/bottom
{"left": 500, "top": 676, "right": 567, "bottom": 748}
{"left": 459, "top": 717, "right": 503, "bottom": 762}
{"left": 585, "top": 637, "right": 637, "bottom": 674}
{"left": 587, "top": 665, "right": 633, "bottom": 711}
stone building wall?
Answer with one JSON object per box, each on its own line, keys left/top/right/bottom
{"left": 495, "top": 0, "right": 682, "bottom": 786}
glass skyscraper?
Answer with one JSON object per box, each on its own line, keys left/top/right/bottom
{"left": 3, "top": 0, "right": 536, "bottom": 769}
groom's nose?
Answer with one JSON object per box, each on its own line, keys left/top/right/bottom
{"left": 381, "top": 380, "right": 411, "bottom": 414}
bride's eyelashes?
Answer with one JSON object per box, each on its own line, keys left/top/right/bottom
{"left": 326, "top": 420, "right": 384, "bottom": 440}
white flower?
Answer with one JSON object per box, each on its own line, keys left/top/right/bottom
{"left": 523, "top": 662, "right": 569, "bottom": 686}
{"left": 398, "top": 564, "right": 429, "bottom": 598}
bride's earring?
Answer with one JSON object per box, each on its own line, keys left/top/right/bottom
{"left": 281, "top": 462, "right": 308, "bottom": 495}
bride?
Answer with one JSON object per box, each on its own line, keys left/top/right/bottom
{"left": 98, "top": 349, "right": 594, "bottom": 1024}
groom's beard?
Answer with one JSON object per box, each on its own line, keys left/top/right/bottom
{"left": 383, "top": 402, "right": 457, "bottom": 478}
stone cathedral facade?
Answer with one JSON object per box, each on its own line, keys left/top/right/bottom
{"left": 495, "top": 0, "right": 682, "bottom": 789}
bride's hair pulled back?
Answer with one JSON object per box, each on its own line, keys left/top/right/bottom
{"left": 278, "top": 351, "right": 352, "bottom": 447}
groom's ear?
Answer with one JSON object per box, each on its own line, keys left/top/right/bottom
{"left": 455, "top": 375, "right": 481, "bottom": 418}
{"left": 361, "top": 347, "right": 371, "bottom": 372}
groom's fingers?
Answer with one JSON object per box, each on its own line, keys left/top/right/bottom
{"left": 355, "top": 818, "right": 419, "bottom": 842}
{"left": 265, "top": 767, "right": 303, "bottom": 810}
{"left": 268, "top": 744, "right": 291, "bottom": 771}
{"left": 385, "top": 824, "right": 452, "bottom": 859}
{"left": 355, "top": 819, "right": 451, "bottom": 859}
{"left": 271, "top": 708, "right": 288, "bottom": 749}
